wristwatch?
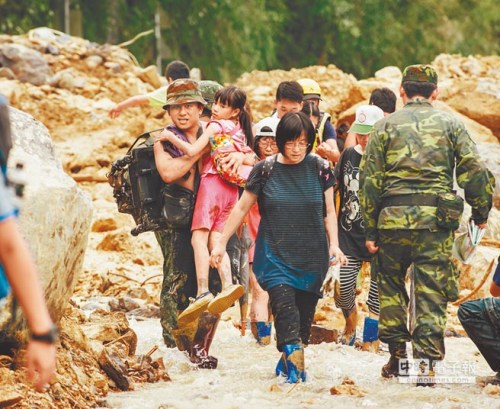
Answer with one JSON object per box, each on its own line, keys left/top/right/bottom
{"left": 30, "top": 324, "right": 58, "bottom": 344}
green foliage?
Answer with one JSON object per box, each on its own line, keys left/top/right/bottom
{"left": 157, "top": 0, "right": 282, "bottom": 82}
{"left": 0, "top": 0, "right": 498, "bottom": 81}
{"left": 0, "top": 0, "right": 53, "bottom": 34}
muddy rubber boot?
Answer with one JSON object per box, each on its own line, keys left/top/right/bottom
{"left": 362, "top": 316, "right": 380, "bottom": 352}
{"left": 172, "top": 318, "right": 199, "bottom": 352}
{"left": 381, "top": 342, "right": 407, "bottom": 378}
{"left": 275, "top": 352, "right": 287, "bottom": 377}
{"left": 416, "top": 359, "right": 436, "bottom": 387}
{"left": 250, "top": 321, "right": 273, "bottom": 346}
{"left": 281, "top": 344, "right": 306, "bottom": 383}
{"left": 189, "top": 312, "right": 220, "bottom": 369}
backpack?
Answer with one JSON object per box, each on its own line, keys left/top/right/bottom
{"left": 108, "top": 125, "right": 202, "bottom": 236}
{"left": 107, "top": 128, "right": 166, "bottom": 236}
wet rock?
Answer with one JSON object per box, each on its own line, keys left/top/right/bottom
{"left": 330, "top": 377, "right": 366, "bottom": 397}
{"left": 0, "top": 107, "right": 92, "bottom": 337}
{"left": 309, "top": 325, "right": 338, "bottom": 344}
{"left": 0, "top": 386, "right": 23, "bottom": 407}
{"left": 109, "top": 296, "right": 143, "bottom": 312}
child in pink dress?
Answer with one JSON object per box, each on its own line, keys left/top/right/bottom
{"left": 161, "top": 86, "right": 256, "bottom": 324}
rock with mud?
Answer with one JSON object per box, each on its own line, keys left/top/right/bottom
{"left": 0, "top": 107, "right": 92, "bottom": 338}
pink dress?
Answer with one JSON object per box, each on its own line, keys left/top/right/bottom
{"left": 191, "top": 120, "right": 251, "bottom": 233}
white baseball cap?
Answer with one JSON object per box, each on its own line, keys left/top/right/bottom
{"left": 349, "top": 105, "right": 384, "bottom": 134}
{"left": 255, "top": 117, "right": 280, "bottom": 137}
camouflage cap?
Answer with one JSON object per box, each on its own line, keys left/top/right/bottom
{"left": 199, "top": 80, "right": 223, "bottom": 110}
{"left": 402, "top": 64, "right": 438, "bottom": 84}
{"left": 163, "top": 78, "right": 206, "bottom": 109}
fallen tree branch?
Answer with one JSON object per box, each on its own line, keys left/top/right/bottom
{"left": 108, "top": 272, "right": 142, "bottom": 284}
{"left": 117, "top": 29, "right": 154, "bottom": 48}
{"left": 141, "top": 274, "right": 163, "bottom": 286}
{"left": 71, "top": 174, "right": 109, "bottom": 183}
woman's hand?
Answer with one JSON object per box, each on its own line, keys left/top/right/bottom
{"left": 316, "top": 142, "right": 332, "bottom": 158}
{"left": 329, "top": 246, "right": 348, "bottom": 267}
{"left": 219, "top": 151, "right": 244, "bottom": 174}
{"left": 25, "top": 340, "right": 56, "bottom": 392}
{"left": 210, "top": 241, "right": 227, "bottom": 269}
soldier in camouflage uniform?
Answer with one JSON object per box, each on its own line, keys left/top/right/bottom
{"left": 359, "top": 64, "right": 495, "bottom": 384}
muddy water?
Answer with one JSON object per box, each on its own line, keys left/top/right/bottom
{"left": 104, "top": 310, "right": 499, "bottom": 409}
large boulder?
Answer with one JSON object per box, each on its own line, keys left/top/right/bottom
{"left": 0, "top": 43, "right": 53, "bottom": 86}
{"left": 432, "top": 54, "right": 500, "bottom": 139}
{"left": 0, "top": 107, "right": 92, "bottom": 333}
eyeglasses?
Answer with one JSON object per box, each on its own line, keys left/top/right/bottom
{"left": 284, "top": 140, "right": 310, "bottom": 149}
{"left": 258, "top": 139, "right": 277, "bottom": 148}
{"left": 169, "top": 102, "right": 198, "bottom": 112}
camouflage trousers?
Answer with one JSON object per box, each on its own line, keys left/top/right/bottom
{"left": 155, "top": 228, "right": 234, "bottom": 347}
{"left": 376, "top": 229, "right": 458, "bottom": 360}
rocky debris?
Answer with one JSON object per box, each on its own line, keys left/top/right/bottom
{"left": 330, "top": 377, "right": 366, "bottom": 397}
{"left": 98, "top": 334, "right": 170, "bottom": 391}
{"left": 309, "top": 325, "right": 338, "bottom": 344}
{"left": 235, "top": 64, "right": 365, "bottom": 122}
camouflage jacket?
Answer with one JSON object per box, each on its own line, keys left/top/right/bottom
{"left": 359, "top": 98, "right": 494, "bottom": 240}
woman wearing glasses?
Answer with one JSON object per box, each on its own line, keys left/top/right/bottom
{"left": 211, "top": 111, "right": 347, "bottom": 383}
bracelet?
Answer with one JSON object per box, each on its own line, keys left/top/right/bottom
{"left": 31, "top": 323, "right": 58, "bottom": 344}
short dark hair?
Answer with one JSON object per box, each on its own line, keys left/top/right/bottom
{"left": 402, "top": 82, "right": 436, "bottom": 99}
{"left": 335, "top": 123, "right": 349, "bottom": 140}
{"left": 276, "top": 111, "right": 315, "bottom": 155}
{"left": 165, "top": 60, "right": 190, "bottom": 81}
{"left": 301, "top": 100, "right": 320, "bottom": 119}
{"left": 276, "top": 81, "right": 303, "bottom": 103}
{"left": 369, "top": 88, "right": 397, "bottom": 114}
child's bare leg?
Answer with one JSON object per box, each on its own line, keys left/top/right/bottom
{"left": 192, "top": 229, "right": 211, "bottom": 295}
{"left": 209, "top": 231, "right": 232, "bottom": 288}
{"left": 207, "top": 231, "right": 244, "bottom": 315}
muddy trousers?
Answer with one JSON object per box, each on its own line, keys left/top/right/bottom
{"left": 155, "top": 227, "right": 198, "bottom": 348}
{"left": 376, "top": 229, "right": 457, "bottom": 360}
{"left": 458, "top": 297, "right": 500, "bottom": 372}
{"left": 156, "top": 227, "right": 228, "bottom": 347}
{"left": 268, "top": 284, "right": 319, "bottom": 351}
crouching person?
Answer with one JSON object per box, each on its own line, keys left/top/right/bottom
{"left": 458, "top": 257, "right": 500, "bottom": 387}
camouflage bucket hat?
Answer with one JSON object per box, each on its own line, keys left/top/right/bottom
{"left": 402, "top": 64, "right": 438, "bottom": 84}
{"left": 199, "top": 80, "right": 223, "bottom": 110}
{"left": 163, "top": 78, "right": 206, "bottom": 109}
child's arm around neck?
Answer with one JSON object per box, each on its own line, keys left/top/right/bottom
{"left": 166, "top": 122, "right": 219, "bottom": 157}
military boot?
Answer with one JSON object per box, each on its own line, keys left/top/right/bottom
{"left": 172, "top": 317, "right": 199, "bottom": 352}
{"left": 250, "top": 321, "right": 273, "bottom": 346}
{"left": 381, "top": 342, "right": 407, "bottom": 378}
{"left": 189, "top": 312, "right": 220, "bottom": 369}
{"left": 416, "top": 359, "right": 436, "bottom": 387}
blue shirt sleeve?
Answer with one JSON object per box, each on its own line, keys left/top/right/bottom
{"left": 322, "top": 120, "right": 337, "bottom": 141}
{"left": 0, "top": 172, "right": 15, "bottom": 222}
{"left": 493, "top": 256, "right": 500, "bottom": 287}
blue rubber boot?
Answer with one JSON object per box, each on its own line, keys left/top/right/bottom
{"left": 281, "top": 344, "right": 306, "bottom": 383}
{"left": 362, "top": 316, "right": 379, "bottom": 343}
{"left": 251, "top": 321, "right": 273, "bottom": 346}
{"left": 275, "top": 353, "right": 287, "bottom": 377}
